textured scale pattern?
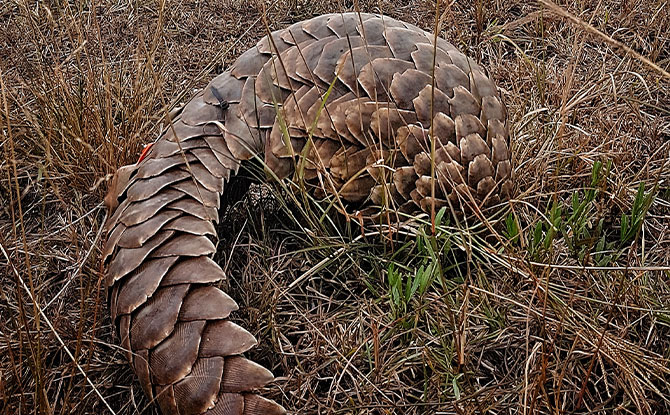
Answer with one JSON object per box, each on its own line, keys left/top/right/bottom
{"left": 102, "top": 13, "right": 512, "bottom": 415}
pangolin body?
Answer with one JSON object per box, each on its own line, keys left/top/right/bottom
{"left": 102, "top": 12, "right": 512, "bottom": 415}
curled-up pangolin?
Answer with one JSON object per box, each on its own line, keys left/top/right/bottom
{"left": 102, "top": 12, "right": 513, "bottom": 415}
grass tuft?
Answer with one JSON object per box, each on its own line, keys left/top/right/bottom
{"left": 1, "top": 1, "right": 669, "bottom": 414}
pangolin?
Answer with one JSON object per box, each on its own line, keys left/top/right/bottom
{"left": 102, "top": 12, "right": 512, "bottom": 415}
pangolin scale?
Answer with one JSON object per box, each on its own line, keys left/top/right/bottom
{"left": 102, "top": 12, "right": 512, "bottom": 415}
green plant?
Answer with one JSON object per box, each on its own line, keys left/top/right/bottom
{"left": 529, "top": 200, "right": 562, "bottom": 260}
{"left": 386, "top": 208, "right": 452, "bottom": 324}
{"left": 620, "top": 182, "right": 656, "bottom": 245}
{"left": 527, "top": 160, "right": 656, "bottom": 265}
{"left": 504, "top": 212, "right": 520, "bottom": 246}
{"left": 561, "top": 160, "right": 610, "bottom": 263}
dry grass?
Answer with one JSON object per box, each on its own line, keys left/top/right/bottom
{"left": 1, "top": 0, "right": 669, "bottom": 414}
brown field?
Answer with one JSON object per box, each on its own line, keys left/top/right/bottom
{"left": 1, "top": 0, "right": 669, "bottom": 414}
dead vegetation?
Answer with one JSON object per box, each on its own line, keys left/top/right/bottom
{"left": 1, "top": 0, "right": 669, "bottom": 414}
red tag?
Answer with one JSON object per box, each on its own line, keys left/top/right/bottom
{"left": 137, "top": 142, "right": 154, "bottom": 163}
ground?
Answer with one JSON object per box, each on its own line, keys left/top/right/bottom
{"left": 1, "top": 0, "right": 669, "bottom": 414}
